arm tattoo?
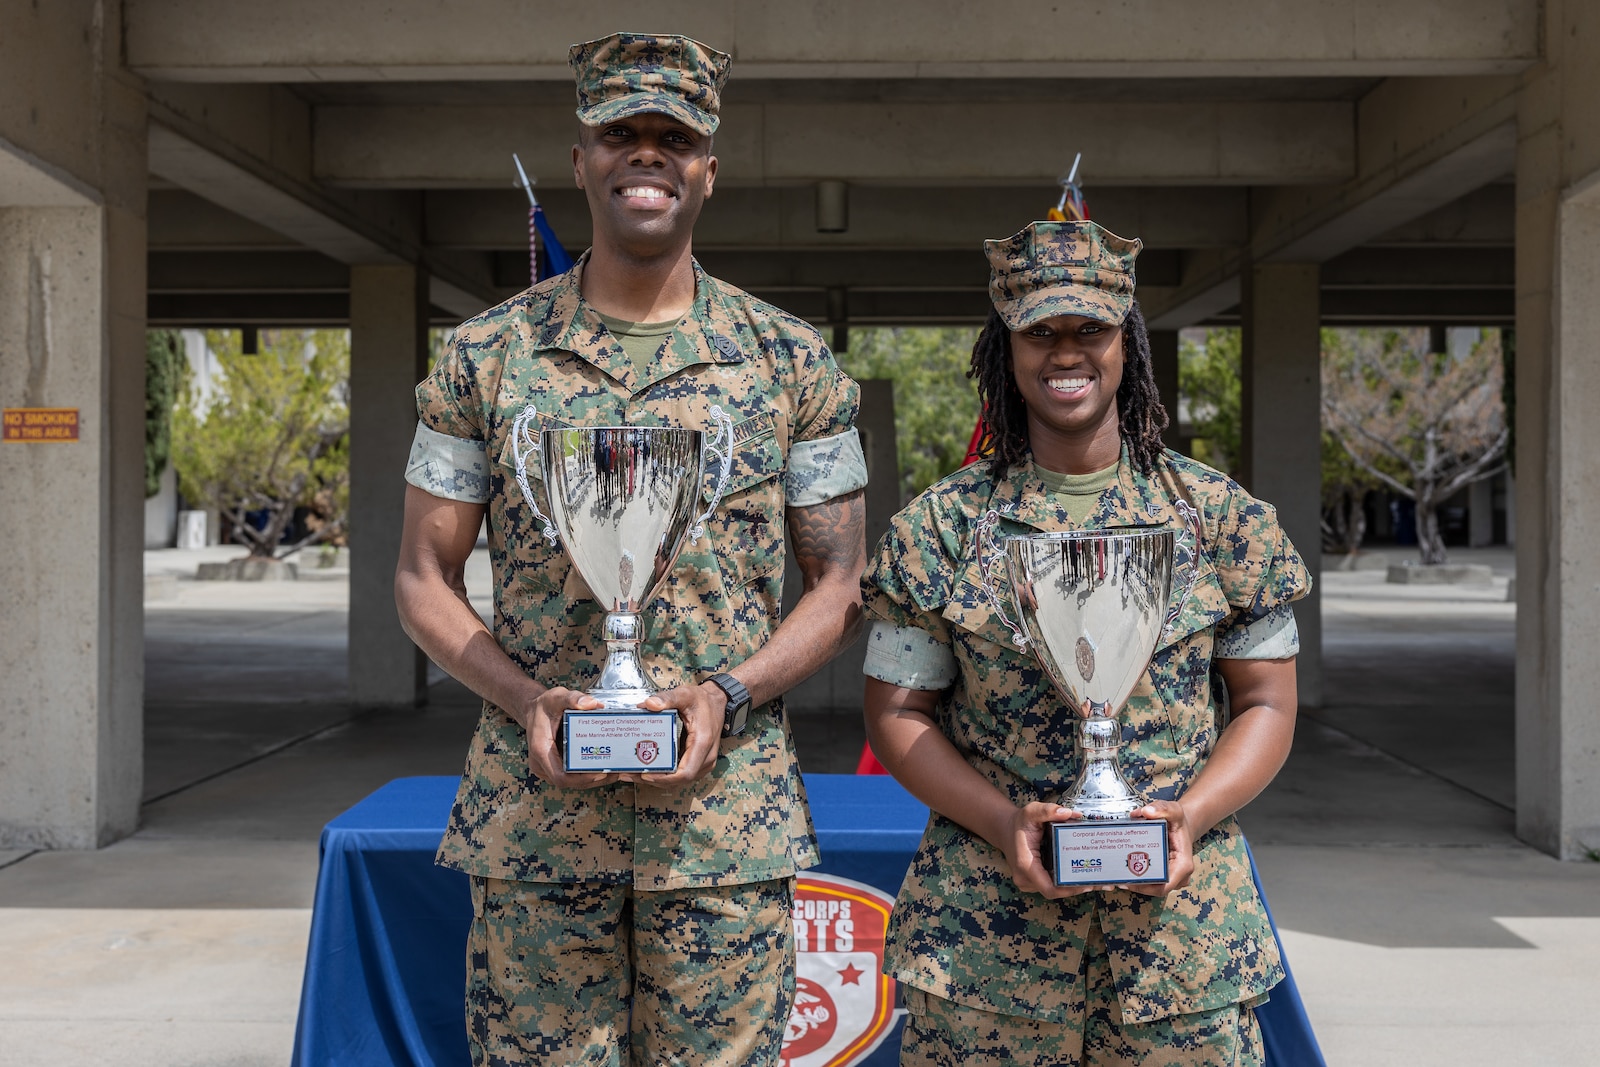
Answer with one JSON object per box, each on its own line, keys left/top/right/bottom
{"left": 789, "top": 488, "right": 867, "bottom": 584}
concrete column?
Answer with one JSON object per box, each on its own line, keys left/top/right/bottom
{"left": 1147, "top": 329, "right": 1181, "bottom": 450}
{"left": 1504, "top": 470, "right": 1515, "bottom": 547}
{"left": 1514, "top": 0, "right": 1600, "bottom": 858}
{"left": 0, "top": 2, "right": 148, "bottom": 848}
{"left": 1468, "top": 476, "right": 1494, "bottom": 547}
{"left": 1239, "top": 263, "right": 1323, "bottom": 708}
{"left": 349, "top": 264, "right": 428, "bottom": 706}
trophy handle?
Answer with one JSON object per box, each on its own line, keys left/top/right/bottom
{"left": 1160, "top": 497, "right": 1204, "bottom": 643}
{"left": 689, "top": 405, "right": 737, "bottom": 541}
{"left": 972, "top": 509, "right": 1029, "bottom": 650}
{"left": 509, "top": 406, "right": 560, "bottom": 545}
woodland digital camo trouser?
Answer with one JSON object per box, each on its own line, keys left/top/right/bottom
{"left": 466, "top": 875, "right": 795, "bottom": 1067}
{"left": 899, "top": 912, "right": 1267, "bottom": 1067}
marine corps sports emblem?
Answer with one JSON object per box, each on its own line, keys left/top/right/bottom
{"left": 635, "top": 740, "right": 659, "bottom": 765}
{"left": 783, "top": 874, "right": 899, "bottom": 1066}
{"left": 1126, "top": 851, "right": 1152, "bottom": 877}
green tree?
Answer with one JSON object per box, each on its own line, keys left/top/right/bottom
{"left": 171, "top": 329, "right": 351, "bottom": 559}
{"left": 835, "top": 327, "right": 982, "bottom": 501}
{"left": 1178, "top": 328, "right": 1241, "bottom": 474}
{"left": 1318, "top": 327, "right": 1391, "bottom": 562}
{"left": 428, "top": 326, "right": 454, "bottom": 373}
{"left": 1320, "top": 429, "right": 1383, "bottom": 561}
{"left": 1321, "top": 327, "right": 1507, "bottom": 565}
{"left": 145, "top": 329, "right": 186, "bottom": 498}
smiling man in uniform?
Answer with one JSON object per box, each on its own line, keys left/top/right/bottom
{"left": 394, "top": 31, "right": 869, "bottom": 1067}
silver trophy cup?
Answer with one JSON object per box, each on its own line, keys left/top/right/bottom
{"left": 510, "top": 406, "right": 735, "bottom": 773}
{"left": 976, "top": 513, "right": 1198, "bottom": 885}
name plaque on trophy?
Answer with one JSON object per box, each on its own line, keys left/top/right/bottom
{"left": 564, "top": 710, "right": 681, "bottom": 774}
{"left": 1050, "top": 819, "right": 1169, "bottom": 887}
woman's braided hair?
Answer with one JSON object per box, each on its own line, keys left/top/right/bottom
{"left": 967, "top": 299, "right": 1169, "bottom": 477}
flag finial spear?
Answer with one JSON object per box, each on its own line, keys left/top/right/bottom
{"left": 1055, "top": 152, "right": 1082, "bottom": 215}
{"left": 1050, "top": 153, "right": 1088, "bottom": 222}
{"left": 513, "top": 153, "right": 538, "bottom": 208}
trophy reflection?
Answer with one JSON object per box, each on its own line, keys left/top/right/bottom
{"left": 978, "top": 519, "right": 1191, "bottom": 886}
{"left": 510, "top": 407, "right": 734, "bottom": 774}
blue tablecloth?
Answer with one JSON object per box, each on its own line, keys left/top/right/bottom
{"left": 292, "top": 775, "right": 1323, "bottom": 1066}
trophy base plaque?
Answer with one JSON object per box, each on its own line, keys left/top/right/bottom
{"left": 1050, "top": 819, "right": 1169, "bottom": 887}
{"left": 563, "top": 710, "right": 681, "bottom": 773}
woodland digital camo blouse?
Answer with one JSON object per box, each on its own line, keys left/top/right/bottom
{"left": 408, "top": 256, "right": 866, "bottom": 890}
{"left": 861, "top": 448, "right": 1311, "bottom": 1024}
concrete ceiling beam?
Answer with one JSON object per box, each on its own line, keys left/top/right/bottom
{"left": 694, "top": 248, "right": 1182, "bottom": 291}
{"left": 147, "top": 291, "right": 354, "bottom": 325}
{"left": 0, "top": 137, "right": 101, "bottom": 208}
{"left": 1320, "top": 246, "right": 1514, "bottom": 288}
{"left": 148, "top": 188, "right": 299, "bottom": 250}
{"left": 144, "top": 282, "right": 998, "bottom": 328}
{"left": 1206, "top": 288, "right": 1515, "bottom": 325}
{"left": 484, "top": 247, "right": 1179, "bottom": 293}
{"left": 147, "top": 116, "right": 414, "bottom": 268}
{"left": 1142, "top": 249, "right": 1244, "bottom": 330}
{"left": 312, "top": 100, "right": 1353, "bottom": 187}
{"left": 124, "top": 0, "right": 1539, "bottom": 81}
{"left": 146, "top": 87, "right": 497, "bottom": 319}
{"left": 147, "top": 281, "right": 1515, "bottom": 331}
{"left": 774, "top": 285, "right": 1179, "bottom": 326}
{"left": 1257, "top": 131, "right": 1518, "bottom": 261}
{"left": 1144, "top": 76, "right": 1521, "bottom": 328}
{"left": 426, "top": 277, "right": 495, "bottom": 321}
{"left": 746, "top": 288, "right": 992, "bottom": 325}
{"left": 141, "top": 243, "right": 1185, "bottom": 308}
{"left": 422, "top": 186, "right": 1248, "bottom": 252}
{"left": 1366, "top": 182, "right": 1514, "bottom": 247}
{"left": 148, "top": 249, "right": 349, "bottom": 293}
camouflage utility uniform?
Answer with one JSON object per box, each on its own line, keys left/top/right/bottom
{"left": 861, "top": 447, "right": 1309, "bottom": 1066}
{"left": 409, "top": 255, "right": 864, "bottom": 1061}
{"left": 405, "top": 29, "right": 868, "bottom": 1066}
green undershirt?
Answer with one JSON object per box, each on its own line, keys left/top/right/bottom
{"left": 596, "top": 311, "right": 681, "bottom": 381}
{"left": 1035, "top": 461, "right": 1120, "bottom": 524}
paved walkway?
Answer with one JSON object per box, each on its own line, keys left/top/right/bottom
{"left": 1247, "top": 550, "right": 1598, "bottom": 1063}
{"left": 1, "top": 545, "right": 1596, "bottom": 1065}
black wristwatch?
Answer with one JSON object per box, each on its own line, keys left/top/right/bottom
{"left": 707, "top": 673, "right": 752, "bottom": 736}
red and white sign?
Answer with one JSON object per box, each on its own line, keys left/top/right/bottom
{"left": 783, "top": 873, "right": 898, "bottom": 1067}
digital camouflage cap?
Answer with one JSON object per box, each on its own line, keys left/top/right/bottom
{"left": 569, "top": 32, "right": 731, "bottom": 136}
{"left": 985, "top": 220, "right": 1143, "bottom": 330}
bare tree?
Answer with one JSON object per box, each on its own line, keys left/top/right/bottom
{"left": 1321, "top": 328, "right": 1507, "bottom": 565}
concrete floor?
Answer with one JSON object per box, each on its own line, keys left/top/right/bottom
{"left": 1244, "top": 552, "right": 1600, "bottom": 1063}
{"left": 2, "top": 544, "right": 1597, "bottom": 1065}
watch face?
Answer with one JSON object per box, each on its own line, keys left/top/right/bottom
{"left": 714, "top": 675, "right": 749, "bottom": 734}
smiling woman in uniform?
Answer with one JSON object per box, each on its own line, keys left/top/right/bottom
{"left": 860, "top": 220, "right": 1311, "bottom": 1066}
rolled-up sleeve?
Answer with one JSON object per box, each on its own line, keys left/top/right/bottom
{"left": 861, "top": 493, "right": 960, "bottom": 694}
{"left": 1215, "top": 602, "right": 1301, "bottom": 660}
{"left": 863, "top": 621, "right": 957, "bottom": 690}
{"left": 785, "top": 427, "right": 869, "bottom": 506}
{"left": 404, "top": 421, "right": 491, "bottom": 503}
